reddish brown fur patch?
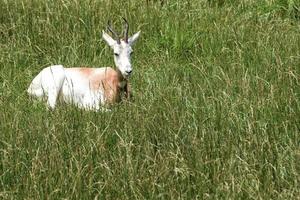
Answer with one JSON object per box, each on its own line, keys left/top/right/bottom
{"left": 70, "top": 67, "right": 128, "bottom": 104}
{"left": 77, "top": 68, "right": 95, "bottom": 76}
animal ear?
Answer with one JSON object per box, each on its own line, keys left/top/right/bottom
{"left": 128, "top": 31, "right": 141, "bottom": 46}
{"left": 102, "top": 30, "right": 116, "bottom": 47}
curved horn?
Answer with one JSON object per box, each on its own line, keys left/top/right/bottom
{"left": 107, "top": 20, "right": 120, "bottom": 44}
{"left": 122, "top": 17, "right": 129, "bottom": 43}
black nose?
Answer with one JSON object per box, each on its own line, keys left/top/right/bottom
{"left": 126, "top": 70, "right": 132, "bottom": 74}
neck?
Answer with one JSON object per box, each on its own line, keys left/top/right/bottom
{"left": 115, "top": 68, "right": 128, "bottom": 88}
{"left": 115, "top": 68, "right": 131, "bottom": 100}
{"left": 115, "top": 68, "right": 127, "bottom": 81}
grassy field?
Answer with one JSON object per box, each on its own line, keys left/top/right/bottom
{"left": 1, "top": 0, "right": 300, "bottom": 199}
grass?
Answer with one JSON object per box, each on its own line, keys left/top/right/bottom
{"left": 0, "top": 0, "right": 300, "bottom": 199}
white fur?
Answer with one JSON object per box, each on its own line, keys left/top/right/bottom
{"left": 27, "top": 65, "right": 106, "bottom": 110}
{"left": 28, "top": 30, "right": 140, "bottom": 111}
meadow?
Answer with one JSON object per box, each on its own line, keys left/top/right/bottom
{"left": 0, "top": 0, "right": 300, "bottom": 199}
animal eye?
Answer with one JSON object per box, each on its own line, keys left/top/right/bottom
{"left": 114, "top": 53, "right": 119, "bottom": 56}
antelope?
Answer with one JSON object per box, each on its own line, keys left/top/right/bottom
{"left": 27, "top": 18, "right": 140, "bottom": 111}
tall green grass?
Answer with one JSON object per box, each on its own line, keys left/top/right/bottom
{"left": 1, "top": 0, "right": 299, "bottom": 199}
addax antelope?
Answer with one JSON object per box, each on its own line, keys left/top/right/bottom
{"left": 27, "top": 18, "right": 140, "bottom": 111}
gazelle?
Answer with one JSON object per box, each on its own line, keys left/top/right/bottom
{"left": 27, "top": 18, "right": 140, "bottom": 111}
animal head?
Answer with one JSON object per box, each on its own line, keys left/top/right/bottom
{"left": 102, "top": 18, "right": 140, "bottom": 79}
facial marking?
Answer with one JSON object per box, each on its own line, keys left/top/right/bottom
{"left": 112, "top": 41, "right": 133, "bottom": 78}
